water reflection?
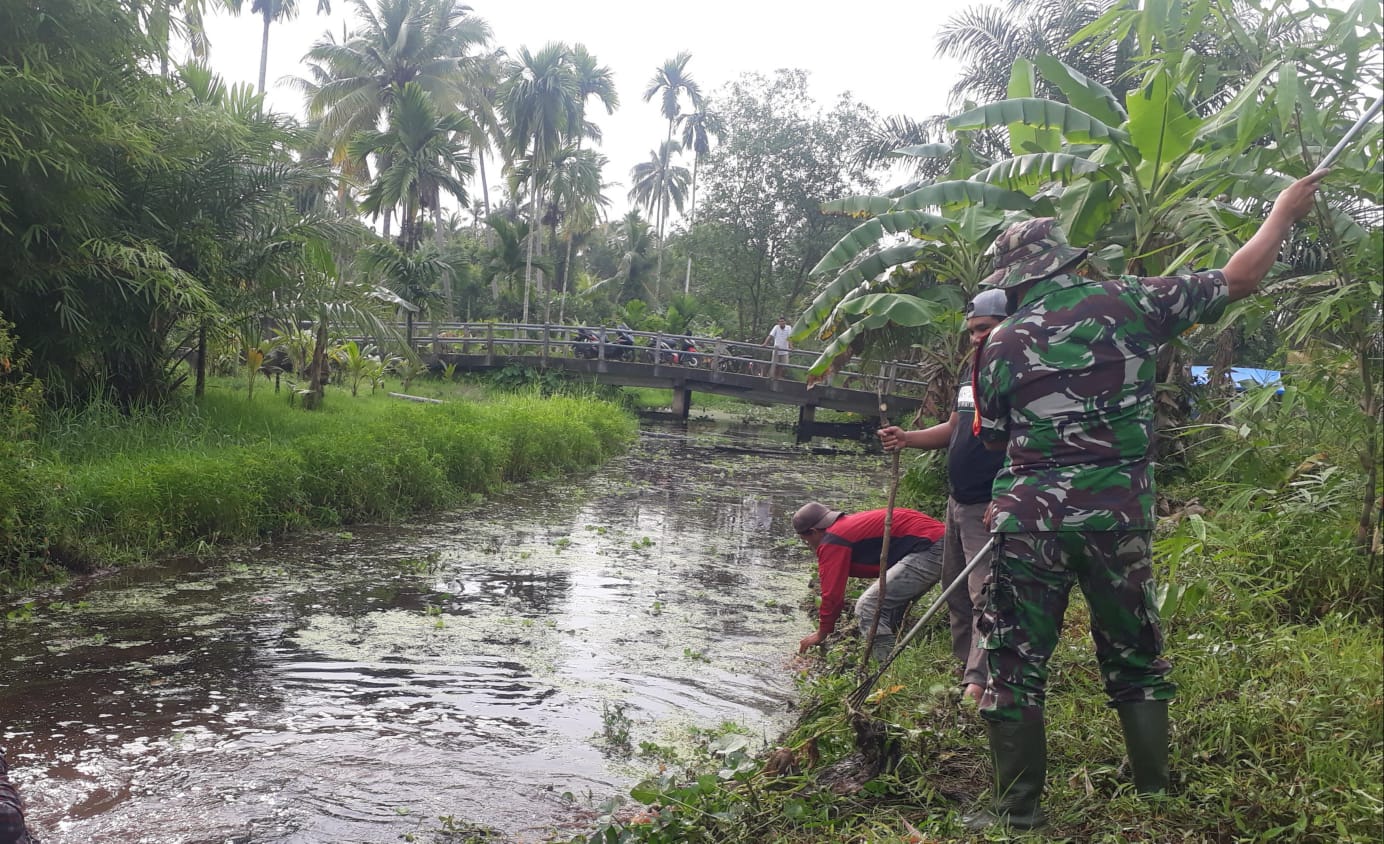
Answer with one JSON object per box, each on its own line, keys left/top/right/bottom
{"left": 0, "top": 423, "right": 885, "bottom": 843}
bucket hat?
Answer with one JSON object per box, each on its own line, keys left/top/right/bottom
{"left": 792, "top": 502, "right": 841, "bottom": 534}
{"left": 980, "top": 218, "right": 1088, "bottom": 289}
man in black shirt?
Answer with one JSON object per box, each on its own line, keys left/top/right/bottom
{"left": 879, "top": 289, "right": 1008, "bottom": 703}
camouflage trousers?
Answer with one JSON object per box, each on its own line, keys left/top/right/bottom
{"left": 978, "top": 530, "right": 1176, "bottom": 724}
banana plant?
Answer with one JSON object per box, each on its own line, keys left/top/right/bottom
{"left": 795, "top": 134, "right": 1031, "bottom": 390}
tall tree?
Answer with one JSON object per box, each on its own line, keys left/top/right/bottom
{"left": 642, "top": 51, "right": 702, "bottom": 290}
{"left": 225, "top": 0, "right": 334, "bottom": 95}
{"left": 936, "top": 0, "right": 1131, "bottom": 107}
{"left": 498, "top": 41, "right": 579, "bottom": 323}
{"left": 296, "top": 0, "right": 491, "bottom": 155}
{"left": 545, "top": 146, "right": 609, "bottom": 322}
{"left": 348, "top": 81, "right": 473, "bottom": 255}
{"left": 676, "top": 107, "right": 724, "bottom": 294}
{"left": 559, "top": 43, "right": 618, "bottom": 320}
{"left": 693, "top": 70, "right": 877, "bottom": 336}
{"left": 628, "top": 141, "right": 690, "bottom": 306}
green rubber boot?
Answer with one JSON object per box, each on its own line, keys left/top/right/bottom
{"left": 963, "top": 719, "right": 1047, "bottom": 831}
{"left": 1117, "top": 700, "right": 1170, "bottom": 794}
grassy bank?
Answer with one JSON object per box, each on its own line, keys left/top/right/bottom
{"left": 1, "top": 380, "right": 635, "bottom": 592}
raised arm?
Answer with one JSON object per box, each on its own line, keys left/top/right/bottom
{"left": 1223, "top": 171, "right": 1329, "bottom": 301}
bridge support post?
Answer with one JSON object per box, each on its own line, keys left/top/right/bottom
{"left": 671, "top": 386, "right": 692, "bottom": 420}
{"left": 796, "top": 404, "right": 817, "bottom": 443}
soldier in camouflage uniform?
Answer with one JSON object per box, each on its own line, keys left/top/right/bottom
{"left": 964, "top": 171, "right": 1328, "bottom": 831}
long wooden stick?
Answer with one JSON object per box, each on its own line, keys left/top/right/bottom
{"left": 849, "top": 538, "right": 995, "bottom": 708}
{"left": 859, "top": 398, "right": 900, "bottom": 680}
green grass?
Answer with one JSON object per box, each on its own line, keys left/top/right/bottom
{"left": 1, "top": 378, "right": 635, "bottom": 590}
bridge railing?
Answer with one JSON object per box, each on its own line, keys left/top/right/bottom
{"left": 392, "top": 322, "right": 930, "bottom": 397}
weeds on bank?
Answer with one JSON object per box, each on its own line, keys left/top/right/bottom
{"left": 1, "top": 379, "right": 636, "bottom": 586}
{"left": 559, "top": 385, "right": 1382, "bottom": 844}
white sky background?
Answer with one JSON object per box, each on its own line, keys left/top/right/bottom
{"left": 197, "top": 0, "right": 984, "bottom": 219}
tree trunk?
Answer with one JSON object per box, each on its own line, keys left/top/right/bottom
{"left": 684, "top": 156, "right": 698, "bottom": 295}
{"left": 481, "top": 148, "right": 492, "bottom": 219}
{"left": 194, "top": 321, "right": 207, "bottom": 398}
{"left": 383, "top": 207, "right": 393, "bottom": 241}
{"left": 1357, "top": 339, "right": 1381, "bottom": 553}
{"left": 434, "top": 205, "right": 452, "bottom": 319}
{"left": 1206, "top": 325, "right": 1239, "bottom": 422}
{"left": 302, "top": 318, "right": 329, "bottom": 410}
{"left": 257, "top": 11, "right": 271, "bottom": 95}
{"left": 522, "top": 169, "right": 536, "bottom": 324}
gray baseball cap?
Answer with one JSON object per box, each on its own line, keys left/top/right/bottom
{"left": 966, "top": 288, "right": 1010, "bottom": 319}
{"left": 792, "top": 502, "right": 841, "bottom": 534}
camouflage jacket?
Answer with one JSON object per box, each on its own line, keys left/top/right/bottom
{"left": 976, "top": 270, "right": 1229, "bottom": 532}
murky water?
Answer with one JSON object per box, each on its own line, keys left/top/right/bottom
{"left": 1, "top": 420, "right": 887, "bottom": 843}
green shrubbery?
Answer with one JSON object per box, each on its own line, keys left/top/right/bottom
{"left": 0, "top": 382, "right": 635, "bottom": 591}
{"left": 558, "top": 372, "right": 1381, "bottom": 843}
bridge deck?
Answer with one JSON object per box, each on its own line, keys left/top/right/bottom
{"left": 383, "top": 322, "right": 929, "bottom": 420}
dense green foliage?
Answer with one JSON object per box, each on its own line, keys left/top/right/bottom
{"left": 0, "top": 371, "right": 634, "bottom": 592}
{"left": 557, "top": 376, "right": 1380, "bottom": 844}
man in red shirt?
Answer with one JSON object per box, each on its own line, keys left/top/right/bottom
{"left": 793, "top": 502, "right": 945, "bottom": 662}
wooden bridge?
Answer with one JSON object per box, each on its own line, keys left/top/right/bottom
{"left": 398, "top": 322, "right": 929, "bottom": 427}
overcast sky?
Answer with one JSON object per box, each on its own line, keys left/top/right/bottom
{"left": 198, "top": 0, "right": 986, "bottom": 217}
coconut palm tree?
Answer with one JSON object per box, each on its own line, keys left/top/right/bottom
{"left": 676, "top": 107, "right": 724, "bottom": 294}
{"left": 643, "top": 52, "right": 702, "bottom": 288}
{"left": 935, "top": 0, "right": 1129, "bottom": 107}
{"left": 498, "top": 41, "right": 579, "bottom": 323}
{"left": 348, "top": 81, "right": 473, "bottom": 255}
{"left": 627, "top": 141, "right": 690, "bottom": 306}
{"left": 294, "top": 0, "right": 491, "bottom": 181}
{"left": 225, "top": 0, "right": 334, "bottom": 95}
{"left": 604, "top": 210, "right": 657, "bottom": 305}
{"left": 546, "top": 146, "right": 610, "bottom": 324}
{"left": 458, "top": 48, "right": 505, "bottom": 224}
{"left": 558, "top": 43, "right": 618, "bottom": 318}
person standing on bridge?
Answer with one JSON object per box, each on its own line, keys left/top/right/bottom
{"left": 964, "top": 171, "right": 1328, "bottom": 831}
{"left": 792, "top": 501, "right": 944, "bottom": 662}
{"left": 877, "top": 288, "right": 1009, "bottom": 705}
{"left": 764, "top": 316, "right": 793, "bottom": 379}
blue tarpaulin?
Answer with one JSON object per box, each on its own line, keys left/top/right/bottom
{"left": 1189, "top": 366, "right": 1284, "bottom": 394}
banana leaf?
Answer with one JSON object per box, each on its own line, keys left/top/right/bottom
{"left": 1126, "top": 70, "right": 1201, "bottom": 189}
{"left": 1007, "top": 60, "right": 1062, "bottom": 154}
{"left": 810, "top": 211, "right": 950, "bottom": 277}
{"left": 970, "top": 153, "right": 1101, "bottom": 190}
{"left": 893, "top": 143, "right": 953, "bottom": 159}
{"left": 806, "top": 293, "right": 948, "bottom": 376}
{"left": 1033, "top": 55, "right": 1127, "bottom": 128}
{"left": 1057, "top": 179, "right": 1116, "bottom": 246}
{"left": 948, "top": 98, "right": 1130, "bottom": 145}
{"left": 894, "top": 180, "right": 1035, "bottom": 212}
{"left": 794, "top": 243, "right": 922, "bottom": 339}
{"left": 821, "top": 195, "right": 896, "bottom": 217}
